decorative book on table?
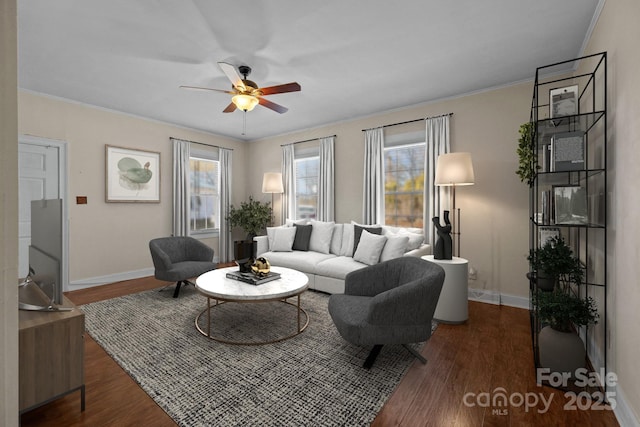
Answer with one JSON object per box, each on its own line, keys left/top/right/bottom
{"left": 226, "top": 271, "right": 281, "bottom": 285}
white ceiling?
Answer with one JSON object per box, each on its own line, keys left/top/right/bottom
{"left": 17, "top": 0, "right": 601, "bottom": 141}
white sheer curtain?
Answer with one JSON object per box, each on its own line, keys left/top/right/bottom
{"left": 281, "top": 144, "right": 296, "bottom": 223}
{"left": 171, "top": 138, "right": 191, "bottom": 237}
{"left": 362, "top": 127, "right": 385, "bottom": 224}
{"left": 219, "top": 148, "right": 233, "bottom": 263}
{"left": 317, "top": 136, "right": 335, "bottom": 221}
{"left": 424, "top": 115, "right": 451, "bottom": 247}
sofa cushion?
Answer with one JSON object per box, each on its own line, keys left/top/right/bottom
{"left": 380, "top": 234, "right": 409, "bottom": 262}
{"left": 315, "top": 256, "right": 368, "bottom": 280}
{"left": 267, "top": 226, "right": 296, "bottom": 252}
{"left": 285, "top": 218, "right": 310, "bottom": 227}
{"left": 293, "top": 224, "right": 312, "bottom": 251}
{"left": 382, "top": 227, "right": 424, "bottom": 251}
{"left": 261, "top": 250, "right": 336, "bottom": 275}
{"left": 353, "top": 224, "right": 382, "bottom": 254}
{"left": 309, "top": 220, "right": 335, "bottom": 254}
{"left": 353, "top": 230, "right": 387, "bottom": 265}
{"left": 340, "top": 224, "right": 355, "bottom": 257}
{"left": 330, "top": 223, "right": 343, "bottom": 255}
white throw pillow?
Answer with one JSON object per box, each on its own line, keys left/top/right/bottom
{"left": 330, "top": 223, "right": 344, "bottom": 255}
{"left": 268, "top": 226, "right": 297, "bottom": 252}
{"left": 383, "top": 227, "right": 424, "bottom": 251}
{"left": 340, "top": 223, "right": 355, "bottom": 257}
{"left": 309, "top": 220, "right": 335, "bottom": 254}
{"left": 353, "top": 230, "right": 387, "bottom": 265}
{"left": 380, "top": 235, "right": 409, "bottom": 262}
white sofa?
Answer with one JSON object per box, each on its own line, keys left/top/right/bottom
{"left": 255, "top": 220, "right": 431, "bottom": 294}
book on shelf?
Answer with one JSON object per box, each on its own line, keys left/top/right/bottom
{"left": 550, "top": 131, "right": 584, "bottom": 172}
{"left": 226, "top": 271, "right": 281, "bottom": 285}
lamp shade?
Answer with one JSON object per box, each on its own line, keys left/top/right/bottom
{"left": 262, "top": 172, "right": 284, "bottom": 193}
{"left": 434, "top": 152, "right": 475, "bottom": 186}
{"left": 232, "top": 94, "right": 259, "bottom": 112}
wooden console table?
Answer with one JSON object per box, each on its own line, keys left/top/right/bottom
{"left": 19, "top": 285, "right": 85, "bottom": 414}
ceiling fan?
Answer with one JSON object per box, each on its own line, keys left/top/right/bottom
{"left": 180, "top": 62, "right": 301, "bottom": 114}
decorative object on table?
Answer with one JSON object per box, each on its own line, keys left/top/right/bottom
{"left": 432, "top": 210, "right": 453, "bottom": 260}
{"left": 534, "top": 286, "right": 598, "bottom": 375}
{"left": 106, "top": 145, "right": 160, "bottom": 202}
{"left": 549, "top": 85, "right": 578, "bottom": 118}
{"left": 553, "top": 185, "right": 588, "bottom": 225}
{"left": 262, "top": 172, "right": 284, "bottom": 225}
{"left": 434, "top": 152, "right": 475, "bottom": 258}
{"left": 515, "top": 122, "right": 537, "bottom": 186}
{"left": 225, "top": 270, "right": 281, "bottom": 286}
{"left": 550, "top": 131, "right": 585, "bottom": 172}
{"left": 251, "top": 257, "right": 271, "bottom": 277}
{"left": 527, "top": 236, "right": 583, "bottom": 292}
{"left": 538, "top": 226, "right": 560, "bottom": 247}
{"left": 227, "top": 196, "right": 272, "bottom": 269}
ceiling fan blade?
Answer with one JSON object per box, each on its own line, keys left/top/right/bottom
{"left": 179, "top": 85, "right": 235, "bottom": 95}
{"left": 218, "top": 62, "right": 246, "bottom": 92}
{"left": 222, "top": 102, "right": 237, "bottom": 113}
{"left": 258, "top": 97, "right": 288, "bottom": 114}
{"left": 258, "top": 82, "right": 301, "bottom": 96}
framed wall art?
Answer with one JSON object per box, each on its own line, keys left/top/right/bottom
{"left": 106, "top": 145, "right": 160, "bottom": 203}
{"left": 549, "top": 85, "right": 578, "bottom": 118}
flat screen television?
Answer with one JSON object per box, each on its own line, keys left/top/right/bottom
{"left": 28, "top": 245, "right": 62, "bottom": 305}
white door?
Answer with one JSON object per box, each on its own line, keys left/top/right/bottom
{"left": 18, "top": 142, "right": 60, "bottom": 278}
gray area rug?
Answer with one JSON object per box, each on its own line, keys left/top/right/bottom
{"left": 82, "top": 286, "right": 436, "bottom": 426}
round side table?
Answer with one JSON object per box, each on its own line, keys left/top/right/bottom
{"left": 423, "top": 255, "right": 469, "bottom": 324}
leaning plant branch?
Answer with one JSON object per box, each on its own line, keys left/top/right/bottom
{"left": 516, "top": 122, "right": 538, "bottom": 186}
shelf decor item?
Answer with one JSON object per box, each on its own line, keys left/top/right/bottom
{"left": 551, "top": 131, "right": 585, "bottom": 172}
{"left": 550, "top": 85, "right": 578, "bottom": 118}
{"left": 105, "top": 145, "right": 160, "bottom": 202}
{"left": 527, "top": 235, "right": 583, "bottom": 291}
{"left": 515, "top": 122, "right": 537, "bottom": 186}
{"left": 553, "top": 186, "right": 588, "bottom": 225}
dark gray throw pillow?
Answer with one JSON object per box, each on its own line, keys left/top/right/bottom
{"left": 353, "top": 225, "right": 382, "bottom": 254}
{"left": 293, "top": 224, "right": 312, "bottom": 251}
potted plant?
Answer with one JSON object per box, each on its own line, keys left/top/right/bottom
{"left": 527, "top": 236, "right": 584, "bottom": 291}
{"left": 226, "top": 197, "right": 272, "bottom": 270}
{"left": 515, "top": 122, "right": 538, "bottom": 186}
{"left": 534, "top": 286, "right": 599, "bottom": 375}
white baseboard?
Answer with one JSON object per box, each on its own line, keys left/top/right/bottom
{"left": 613, "top": 385, "right": 640, "bottom": 427}
{"left": 468, "top": 287, "right": 530, "bottom": 310}
{"left": 67, "top": 267, "right": 155, "bottom": 291}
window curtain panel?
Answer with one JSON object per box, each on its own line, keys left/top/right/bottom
{"left": 317, "top": 136, "right": 335, "bottom": 221}
{"left": 281, "top": 144, "right": 296, "bottom": 223}
{"left": 171, "top": 138, "right": 191, "bottom": 237}
{"left": 219, "top": 148, "right": 233, "bottom": 263}
{"left": 362, "top": 127, "right": 385, "bottom": 225}
{"left": 424, "top": 115, "right": 451, "bottom": 247}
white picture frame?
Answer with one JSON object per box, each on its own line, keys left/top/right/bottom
{"left": 106, "top": 145, "right": 161, "bottom": 203}
{"left": 550, "top": 85, "right": 578, "bottom": 118}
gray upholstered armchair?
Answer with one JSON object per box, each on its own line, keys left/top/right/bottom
{"left": 328, "top": 256, "right": 445, "bottom": 368}
{"left": 149, "top": 236, "right": 217, "bottom": 298}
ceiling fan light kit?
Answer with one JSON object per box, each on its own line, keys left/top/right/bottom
{"left": 232, "top": 94, "right": 259, "bottom": 112}
{"left": 181, "top": 62, "right": 301, "bottom": 117}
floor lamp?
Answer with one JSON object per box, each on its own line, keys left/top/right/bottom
{"left": 262, "top": 172, "right": 284, "bottom": 225}
{"left": 434, "top": 152, "right": 475, "bottom": 258}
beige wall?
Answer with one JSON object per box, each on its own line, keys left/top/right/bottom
{"left": 18, "top": 92, "right": 248, "bottom": 285}
{"left": 584, "top": 0, "right": 640, "bottom": 422}
{"left": 249, "top": 82, "right": 533, "bottom": 300}
{"left": 1, "top": 0, "right": 19, "bottom": 424}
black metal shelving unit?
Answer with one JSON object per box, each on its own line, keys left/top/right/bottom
{"left": 528, "top": 52, "right": 608, "bottom": 393}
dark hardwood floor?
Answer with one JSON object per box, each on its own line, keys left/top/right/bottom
{"left": 20, "top": 275, "right": 619, "bottom": 427}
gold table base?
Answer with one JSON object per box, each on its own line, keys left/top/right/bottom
{"left": 195, "top": 294, "right": 309, "bottom": 345}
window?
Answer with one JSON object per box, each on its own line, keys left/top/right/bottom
{"left": 384, "top": 142, "right": 425, "bottom": 228}
{"left": 295, "top": 156, "right": 319, "bottom": 220}
{"left": 190, "top": 155, "right": 220, "bottom": 234}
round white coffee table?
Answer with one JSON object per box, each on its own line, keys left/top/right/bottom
{"left": 194, "top": 266, "right": 309, "bottom": 345}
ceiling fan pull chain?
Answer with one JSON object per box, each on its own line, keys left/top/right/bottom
{"left": 242, "top": 111, "right": 247, "bottom": 136}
